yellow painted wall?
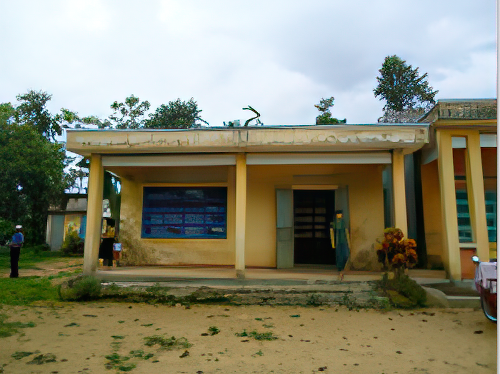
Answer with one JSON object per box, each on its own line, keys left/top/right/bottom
{"left": 245, "top": 164, "right": 385, "bottom": 269}
{"left": 117, "top": 166, "right": 236, "bottom": 266}
{"left": 116, "top": 163, "right": 385, "bottom": 269}
{"left": 420, "top": 160, "right": 445, "bottom": 267}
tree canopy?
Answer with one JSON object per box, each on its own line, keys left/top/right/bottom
{"left": 374, "top": 55, "right": 438, "bottom": 122}
{"left": 109, "top": 95, "right": 151, "bottom": 129}
{"left": 314, "top": 97, "right": 346, "bottom": 124}
{"left": 145, "top": 98, "right": 206, "bottom": 129}
{"left": 0, "top": 93, "right": 70, "bottom": 244}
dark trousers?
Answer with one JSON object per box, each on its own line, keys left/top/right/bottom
{"left": 10, "top": 246, "right": 20, "bottom": 278}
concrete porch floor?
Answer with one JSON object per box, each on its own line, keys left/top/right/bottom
{"left": 95, "top": 265, "right": 448, "bottom": 286}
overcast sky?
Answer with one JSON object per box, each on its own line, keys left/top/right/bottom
{"left": 0, "top": 0, "right": 497, "bottom": 126}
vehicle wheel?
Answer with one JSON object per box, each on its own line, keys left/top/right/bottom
{"left": 481, "top": 297, "right": 497, "bottom": 323}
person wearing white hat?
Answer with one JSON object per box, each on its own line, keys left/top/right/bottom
{"left": 9, "top": 225, "right": 24, "bottom": 278}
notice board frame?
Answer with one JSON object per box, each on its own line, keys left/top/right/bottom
{"left": 141, "top": 186, "right": 228, "bottom": 239}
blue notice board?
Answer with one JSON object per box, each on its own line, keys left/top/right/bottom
{"left": 142, "top": 187, "right": 227, "bottom": 239}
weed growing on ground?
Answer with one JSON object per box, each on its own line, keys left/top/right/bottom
{"left": 208, "top": 326, "right": 220, "bottom": 335}
{"left": 58, "top": 275, "right": 102, "bottom": 301}
{"left": 306, "top": 294, "right": 325, "bottom": 306}
{"left": 339, "top": 294, "right": 360, "bottom": 311}
{"left": 0, "top": 314, "right": 36, "bottom": 337}
{"left": 143, "top": 335, "right": 192, "bottom": 350}
{"left": 235, "top": 330, "right": 278, "bottom": 341}
{"left": 11, "top": 351, "right": 38, "bottom": 360}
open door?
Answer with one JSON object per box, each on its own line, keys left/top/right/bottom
{"left": 276, "top": 189, "right": 294, "bottom": 268}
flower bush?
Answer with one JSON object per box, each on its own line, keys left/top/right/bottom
{"left": 375, "top": 228, "right": 417, "bottom": 276}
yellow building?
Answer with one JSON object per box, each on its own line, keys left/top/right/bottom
{"left": 419, "top": 99, "right": 497, "bottom": 281}
{"left": 67, "top": 123, "right": 430, "bottom": 278}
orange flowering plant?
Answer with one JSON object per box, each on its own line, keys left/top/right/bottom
{"left": 375, "top": 228, "right": 418, "bottom": 276}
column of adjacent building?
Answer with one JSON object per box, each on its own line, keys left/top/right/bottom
{"left": 464, "top": 133, "right": 489, "bottom": 262}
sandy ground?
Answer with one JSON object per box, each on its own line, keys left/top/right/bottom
{"left": 0, "top": 303, "right": 496, "bottom": 374}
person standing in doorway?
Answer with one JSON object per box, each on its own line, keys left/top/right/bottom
{"left": 9, "top": 225, "right": 24, "bottom": 278}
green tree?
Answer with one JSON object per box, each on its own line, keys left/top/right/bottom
{"left": 314, "top": 97, "right": 346, "bottom": 124}
{"left": 374, "top": 55, "right": 438, "bottom": 122}
{"left": 145, "top": 98, "right": 207, "bottom": 129}
{"left": 0, "top": 123, "right": 69, "bottom": 244}
{"left": 109, "top": 95, "right": 151, "bottom": 129}
{"left": 14, "top": 90, "right": 63, "bottom": 140}
{"left": 0, "top": 92, "right": 72, "bottom": 244}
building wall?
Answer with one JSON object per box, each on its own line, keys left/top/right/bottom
{"left": 116, "top": 162, "right": 385, "bottom": 269}
{"left": 420, "top": 160, "right": 445, "bottom": 268}
{"left": 118, "top": 166, "right": 236, "bottom": 266}
{"left": 245, "top": 164, "right": 385, "bottom": 269}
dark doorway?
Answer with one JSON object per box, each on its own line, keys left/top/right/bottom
{"left": 293, "top": 190, "right": 335, "bottom": 265}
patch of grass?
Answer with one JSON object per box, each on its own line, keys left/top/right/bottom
{"left": 104, "top": 352, "right": 134, "bottom": 371}
{"left": 0, "top": 277, "right": 58, "bottom": 305}
{"left": 27, "top": 353, "right": 57, "bottom": 365}
{"left": 235, "top": 329, "right": 278, "bottom": 341}
{"left": 143, "top": 335, "right": 192, "bottom": 350}
{"left": 11, "top": 351, "right": 37, "bottom": 360}
{"left": 0, "top": 314, "right": 36, "bottom": 338}
{"left": 47, "top": 269, "right": 83, "bottom": 280}
{"left": 0, "top": 247, "right": 71, "bottom": 271}
{"left": 208, "top": 326, "right": 220, "bottom": 335}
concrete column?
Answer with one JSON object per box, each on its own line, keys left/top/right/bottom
{"left": 392, "top": 150, "right": 408, "bottom": 236}
{"left": 465, "top": 133, "right": 489, "bottom": 261}
{"left": 436, "top": 131, "right": 461, "bottom": 280}
{"left": 235, "top": 153, "right": 247, "bottom": 279}
{"left": 83, "top": 154, "right": 104, "bottom": 275}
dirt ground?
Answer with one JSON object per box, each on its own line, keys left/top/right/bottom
{"left": 0, "top": 258, "right": 84, "bottom": 279}
{"left": 0, "top": 303, "right": 496, "bottom": 374}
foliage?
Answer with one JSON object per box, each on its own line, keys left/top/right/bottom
{"left": 143, "top": 335, "right": 192, "bottom": 350}
{"left": 109, "top": 95, "right": 151, "bottom": 129}
{"left": 61, "top": 229, "right": 84, "bottom": 255}
{"left": 145, "top": 98, "right": 206, "bottom": 129}
{"left": 379, "top": 273, "right": 427, "bottom": 308}
{"left": 375, "top": 228, "right": 418, "bottom": 276}
{"left": 58, "top": 275, "right": 102, "bottom": 301}
{"left": 0, "top": 91, "right": 73, "bottom": 245}
{"left": 0, "top": 218, "right": 13, "bottom": 246}
{"left": 314, "top": 97, "right": 346, "bottom": 124}
{"left": 14, "top": 91, "right": 62, "bottom": 140}
{"left": 374, "top": 55, "right": 438, "bottom": 121}
{"left": 0, "top": 277, "right": 58, "bottom": 305}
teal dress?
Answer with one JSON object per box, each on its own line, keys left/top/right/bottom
{"left": 332, "top": 216, "right": 349, "bottom": 271}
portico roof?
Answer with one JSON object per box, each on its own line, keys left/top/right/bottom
{"left": 66, "top": 124, "right": 429, "bottom": 157}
